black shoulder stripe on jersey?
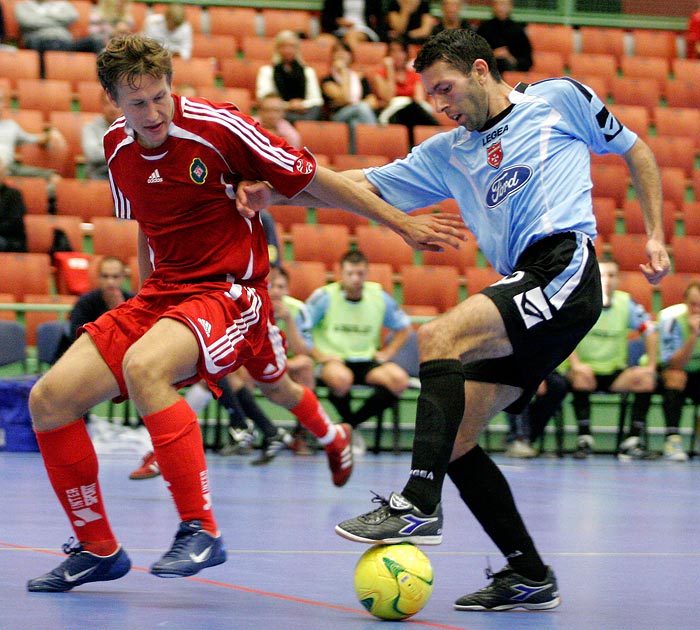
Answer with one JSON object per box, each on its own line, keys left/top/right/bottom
{"left": 514, "top": 82, "right": 528, "bottom": 93}
{"left": 558, "top": 77, "right": 594, "bottom": 102}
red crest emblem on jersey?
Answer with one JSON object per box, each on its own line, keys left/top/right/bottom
{"left": 486, "top": 141, "right": 503, "bottom": 169}
{"left": 295, "top": 157, "right": 314, "bottom": 175}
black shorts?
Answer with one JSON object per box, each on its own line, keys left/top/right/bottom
{"left": 463, "top": 232, "right": 602, "bottom": 413}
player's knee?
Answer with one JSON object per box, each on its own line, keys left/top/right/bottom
{"left": 122, "top": 348, "right": 160, "bottom": 392}
{"left": 29, "top": 375, "right": 67, "bottom": 430}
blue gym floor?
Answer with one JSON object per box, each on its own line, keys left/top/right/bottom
{"left": 1, "top": 448, "right": 698, "bottom": 630}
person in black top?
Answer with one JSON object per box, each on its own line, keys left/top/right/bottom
{"left": 432, "top": 0, "right": 473, "bottom": 36}
{"left": 0, "top": 157, "right": 28, "bottom": 252}
{"left": 476, "top": 0, "right": 532, "bottom": 73}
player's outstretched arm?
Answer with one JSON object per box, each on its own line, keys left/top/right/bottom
{"left": 237, "top": 166, "right": 466, "bottom": 252}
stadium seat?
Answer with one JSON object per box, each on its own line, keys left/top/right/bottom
{"left": 617, "top": 271, "right": 654, "bottom": 313}
{"left": 314, "top": 208, "right": 370, "bottom": 234}
{"left": 43, "top": 50, "right": 98, "bottom": 91}
{"left": 663, "top": 79, "right": 700, "bottom": 109}
{"left": 16, "top": 79, "right": 73, "bottom": 118}
{"left": 568, "top": 53, "right": 617, "bottom": 81}
{"left": 48, "top": 110, "right": 96, "bottom": 177}
{"left": 670, "top": 236, "right": 700, "bottom": 273}
{"left": 526, "top": 23, "right": 574, "bottom": 59}
{"left": 24, "top": 215, "right": 84, "bottom": 254}
{"left": 295, "top": 120, "right": 350, "bottom": 159}
{"left": 609, "top": 76, "right": 660, "bottom": 110}
{"left": 55, "top": 178, "right": 114, "bottom": 220}
{"left": 659, "top": 272, "right": 700, "bottom": 308}
{"left": 76, "top": 81, "right": 105, "bottom": 113}
{"left": 283, "top": 260, "right": 328, "bottom": 301}
{"left": 671, "top": 58, "right": 700, "bottom": 83}
{"left": 412, "top": 125, "right": 454, "bottom": 145}
{"left": 591, "top": 163, "right": 630, "bottom": 207}
{"left": 681, "top": 202, "right": 700, "bottom": 235}
{"left": 171, "top": 57, "right": 217, "bottom": 89}
{"left": 192, "top": 33, "right": 239, "bottom": 66}
{"left": 0, "top": 253, "right": 52, "bottom": 300}
{"left": 354, "top": 124, "right": 409, "bottom": 161}
{"left": 607, "top": 233, "right": 649, "bottom": 271}
{"left": 4, "top": 176, "right": 49, "bottom": 214}
{"left": 659, "top": 167, "right": 689, "bottom": 209}
{"left": 579, "top": 26, "right": 626, "bottom": 62}
{"left": 91, "top": 217, "right": 139, "bottom": 258}
{"left": 645, "top": 136, "right": 696, "bottom": 177}
{"left": 0, "top": 48, "right": 40, "bottom": 89}
{"left": 219, "top": 58, "right": 264, "bottom": 95}
{"left": 631, "top": 29, "right": 677, "bottom": 61}
{"left": 261, "top": 9, "right": 313, "bottom": 39}
{"left": 608, "top": 104, "right": 650, "bottom": 138}
{"left": 653, "top": 107, "right": 700, "bottom": 148}
{"left": 622, "top": 200, "right": 677, "bottom": 242}
{"left": 619, "top": 56, "right": 669, "bottom": 88}
{"left": 197, "top": 86, "right": 253, "bottom": 115}
{"left": 24, "top": 294, "right": 76, "bottom": 346}
{"left": 464, "top": 266, "right": 502, "bottom": 295}
{"left": 531, "top": 51, "right": 566, "bottom": 76}
{"left": 290, "top": 224, "right": 351, "bottom": 270}
{"left": 266, "top": 205, "right": 309, "bottom": 235}
{"left": 400, "top": 265, "right": 460, "bottom": 314}
{"left": 592, "top": 196, "right": 618, "bottom": 239}
{"left": 332, "top": 154, "right": 390, "bottom": 170}
{"left": 354, "top": 225, "right": 415, "bottom": 272}
{"left": 422, "top": 239, "right": 478, "bottom": 274}
{"left": 240, "top": 36, "right": 276, "bottom": 62}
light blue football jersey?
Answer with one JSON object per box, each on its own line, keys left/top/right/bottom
{"left": 365, "top": 78, "right": 638, "bottom": 275}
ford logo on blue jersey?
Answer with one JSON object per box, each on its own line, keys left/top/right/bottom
{"left": 486, "top": 165, "right": 533, "bottom": 208}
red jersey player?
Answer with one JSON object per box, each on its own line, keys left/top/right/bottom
{"left": 26, "top": 34, "right": 464, "bottom": 593}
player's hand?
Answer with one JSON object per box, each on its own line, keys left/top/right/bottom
{"left": 397, "top": 212, "right": 467, "bottom": 252}
{"left": 236, "top": 180, "right": 273, "bottom": 218}
{"left": 640, "top": 238, "right": 670, "bottom": 285}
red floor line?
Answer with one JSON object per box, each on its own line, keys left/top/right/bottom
{"left": 2, "top": 542, "right": 470, "bottom": 630}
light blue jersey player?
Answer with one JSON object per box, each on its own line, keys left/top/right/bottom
{"left": 365, "top": 76, "right": 636, "bottom": 275}
{"left": 236, "top": 28, "right": 670, "bottom": 614}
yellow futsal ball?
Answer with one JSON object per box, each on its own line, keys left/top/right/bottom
{"left": 354, "top": 543, "right": 434, "bottom": 620}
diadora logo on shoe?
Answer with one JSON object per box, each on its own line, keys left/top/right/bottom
{"left": 511, "top": 582, "right": 553, "bottom": 601}
{"left": 147, "top": 169, "right": 163, "bottom": 183}
{"left": 197, "top": 318, "right": 212, "bottom": 337}
{"left": 399, "top": 514, "right": 440, "bottom": 535}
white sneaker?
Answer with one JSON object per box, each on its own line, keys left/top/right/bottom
{"left": 505, "top": 439, "right": 537, "bottom": 458}
{"left": 351, "top": 429, "right": 366, "bottom": 457}
{"left": 664, "top": 434, "right": 688, "bottom": 462}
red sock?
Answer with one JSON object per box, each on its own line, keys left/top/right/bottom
{"left": 36, "top": 419, "right": 118, "bottom": 556}
{"left": 143, "top": 399, "right": 217, "bottom": 535}
{"left": 291, "top": 387, "right": 336, "bottom": 445}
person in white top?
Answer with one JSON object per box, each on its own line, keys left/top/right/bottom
{"left": 142, "top": 3, "right": 192, "bottom": 61}
{"left": 255, "top": 30, "right": 323, "bottom": 123}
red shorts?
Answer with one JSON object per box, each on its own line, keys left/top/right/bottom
{"left": 81, "top": 276, "right": 288, "bottom": 401}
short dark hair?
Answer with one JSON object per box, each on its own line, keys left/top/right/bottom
{"left": 340, "top": 249, "right": 368, "bottom": 266}
{"left": 414, "top": 28, "right": 501, "bottom": 80}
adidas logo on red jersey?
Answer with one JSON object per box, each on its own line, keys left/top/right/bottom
{"left": 147, "top": 169, "right": 163, "bottom": 183}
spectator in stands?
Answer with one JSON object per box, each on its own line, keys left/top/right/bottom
{"left": 321, "top": 39, "right": 378, "bottom": 153}
{"left": 0, "top": 156, "right": 28, "bottom": 252}
{"left": 306, "top": 249, "right": 412, "bottom": 455}
{"left": 0, "top": 83, "right": 62, "bottom": 190}
{"left": 566, "top": 256, "right": 658, "bottom": 460}
{"left": 256, "top": 30, "right": 324, "bottom": 124}
{"left": 254, "top": 93, "right": 302, "bottom": 150}
{"left": 656, "top": 281, "right": 700, "bottom": 462}
{"left": 371, "top": 36, "right": 439, "bottom": 144}
{"left": 89, "top": 0, "right": 134, "bottom": 47}
{"left": 0, "top": 1, "right": 7, "bottom": 46}
{"left": 476, "top": 0, "right": 532, "bottom": 74}
{"left": 432, "top": 0, "right": 473, "bottom": 36}
{"left": 320, "top": 0, "right": 388, "bottom": 47}
{"left": 81, "top": 89, "right": 122, "bottom": 180}
{"left": 15, "top": 0, "right": 103, "bottom": 76}
{"left": 503, "top": 371, "right": 569, "bottom": 458}
{"left": 142, "top": 3, "right": 192, "bottom": 61}
{"left": 687, "top": 2, "right": 700, "bottom": 59}
{"left": 387, "top": 0, "right": 436, "bottom": 46}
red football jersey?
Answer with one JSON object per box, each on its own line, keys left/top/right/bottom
{"left": 103, "top": 95, "right": 316, "bottom": 284}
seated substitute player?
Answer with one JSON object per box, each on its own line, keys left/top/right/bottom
{"left": 657, "top": 281, "right": 700, "bottom": 462}
{"left": 26, "top": 34, "right": 463, "bottom": 594}
{"left": 236, "top": 28, "right": 670, "bottom": 612}
{"left": 566, "top": 256, "right": 658, "bottom": 460}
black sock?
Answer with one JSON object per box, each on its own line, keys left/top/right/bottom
{"left": 630, "top": 392, "right": 651, "bottom": 438}
{"left": 400, "top": 359, "right": 465, "bottom": 514}
{"left": 350, "top": 386, "right": 397, "bottom": 427}
{"left": 663, "top": 389, "right": 684, "bottom": 433}
{"left": 328, "top": 391, "right": 354, "bottom": 423}
{"left": 572, "top": 391, "right": 591, "bottom": 435}
{"left": 218, "top": 380, "right": 248, "bottom": 430}
{"left": 236, "top": 387, "right": 277, "bottom": 439}
{"left": 447, "top": 446, "right": 547, "bottom": 581}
